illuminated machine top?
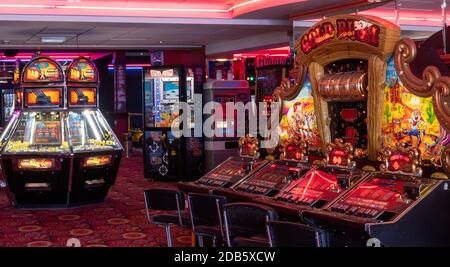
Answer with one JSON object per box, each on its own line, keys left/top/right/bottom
{"left": 66, "top": 58, "right": 99, "bottom": 108}
{"left": 67, "top": 58, "right": 98, "bottom": 83}
{"left": 22, "top": 57, "right": 64, "bottom": 84}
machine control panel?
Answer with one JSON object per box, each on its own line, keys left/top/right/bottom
{"left": 233, "top": 160, "right": 310, "bottom": 196}
{"left": 274, "top": 166, "right": 364, "bottom": 208}
{"left": 195, "top": 156, "right": 268, "bottom": 188}
{"left": 328, "top": 173, "right": 435, "bottom": 220}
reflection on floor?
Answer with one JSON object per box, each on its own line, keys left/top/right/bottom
{"left": 0, "top": 152, "right": 191, "bottom": 247}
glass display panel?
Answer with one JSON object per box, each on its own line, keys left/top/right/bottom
{"left": 3, "top": 111, "right": 69, "bottom": 153}
{"left": 67, "top": 110, "right": 121, "bottom": 152}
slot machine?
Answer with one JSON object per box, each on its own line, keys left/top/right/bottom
{"left": 178, "top": 135, "right": 269, "bottom": 194}
{"left": 302, "top": 143, "right": 450, "bottom": 246}
{"left": 203, "top": 80, "right": 251, "bottom": 171}
{"left": 142, "top": 65, "right": 203, "bottom": 181}
{"left": 0, "top": 57, "right": 122, "bottom": 207}
{"left": 256, "top": 139, "right": 366, "bottom": 219}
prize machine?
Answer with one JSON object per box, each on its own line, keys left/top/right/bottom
{"left": 143, "top": 66, "right": 203, "bottom": 181}
{"left": 255, "top": 139, "right": 366, "bottom": 220}
{"left": 0, "top": 57, "right": 122, "bottom": 207}
{"left": 203, "top": 79, "right": 251, "bottom": 171}
{"left": 65, "top": 57, "right": 123, "bottom": 204}
{"left": 272, "top": 15, "right": 450, "bottom": 246}
{"left": 178, "top": 135, "right": 270, "bottom": 195}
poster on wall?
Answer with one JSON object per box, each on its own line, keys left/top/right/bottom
{"left": 381, "top": 57, "right": 449, "bottom": 163}
{"left": 279, "top": 73, "right": 321, "bottom": 151}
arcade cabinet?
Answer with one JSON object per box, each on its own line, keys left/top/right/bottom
{"left": 302, "top": 143, "right": 450, "bottom": 246}
{"left": 142, "top": 65, "right": 203, "bottom": 181}
{"left": 0, "top": 57, "right": 122, "bottom": 207}
{"left": 203, "top": 79, "right": 250, "bottom": 171}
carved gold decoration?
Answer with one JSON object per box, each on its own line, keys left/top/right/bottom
{"left": 394, "top": 38, "right": 450, "bottom": 174}
{"left": 379, "top": 142, "right": 422, "bottom": 177}
{"left": 323, "top": 138, "right": 356, "bottom": 169}
{"left": 279, "top": 136, "right": 308, "bottom": 162}
{"left": 238, "top": 134, "right": 259, "bottom": 158}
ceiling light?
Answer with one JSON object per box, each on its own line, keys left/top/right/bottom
{"left": 41, "top": 36, "right": 67, "bottom": 43}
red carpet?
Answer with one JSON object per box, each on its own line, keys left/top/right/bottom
{"left": 0, "top": 152, "right": 192, "bottom": 247}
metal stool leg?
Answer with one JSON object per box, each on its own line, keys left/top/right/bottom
{"left": 198, "top": 235, "right": 204, "bottom": 247}
{"left": 165, "top": 224, "right": 173, "bottom": 247}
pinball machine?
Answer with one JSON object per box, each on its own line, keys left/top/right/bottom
{"left": 0, "top": 56, "right": 122, "bottom": 207}
{"left": 178, "top": 135, "right": 269, "bottom": 195}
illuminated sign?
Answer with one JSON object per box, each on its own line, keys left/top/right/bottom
{"left": 18, "top": 158, "right": 55, "bottom": 170}
{"left": 255, "top": 56, "right": 290, "bottom": 68}
{"left": 23, "top": 58, "right": 63, "bottom": 83}
{"left": 68, "top": 59, "right": 97, "bottom": 82}
{"left": 301, "top": 18, "right": 380, "bottom": 55}
{"left": 82, "top": 155, "right": 112, "bottom": 168}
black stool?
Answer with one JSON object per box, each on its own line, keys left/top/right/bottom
{"left": 187, "top": 193, "right": 227, "bottom": 247}
{"left": 144, "top": 188, "right": 190, "bottom": 247}
{"left": 267, "top": 220, "right": 330, "bottom": 247}
{"left": 223, "top": 202, "right": 278, "bottom": 247}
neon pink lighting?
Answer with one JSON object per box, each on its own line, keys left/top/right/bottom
{"left": 228, "top": 0, "right": 261, "bottom": 12}
{"left": 57, "top": 5, "right": 228, "bottom": 13}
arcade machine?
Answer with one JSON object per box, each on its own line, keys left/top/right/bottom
{"left": 256, "top": 139, "right": 366, "bottom": 219}
{"left": 178, "top": 135, "right": 269, "bottom": 194}
{"left": 271, "top": 15, "right": 450, "bottom": 246}
{"left": 143, "top": 66, "right": 203, "bottom": 181}
{"left": 0, "top": 57, "right": 122, "bottom": 207}
{"left": 65, "top": 57, "right": 123, "bottom": 204}
{"left": 302, "top": 143, "right": 450, "bottom": 246}
{"left": 274, "top": 15, "right": 401, "bottom": 163}
{"left": 203, "top": 79, "right": 251, "bottom": 171}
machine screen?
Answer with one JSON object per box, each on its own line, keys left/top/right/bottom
{"left": 163, "top": 81, "right": 179, "bottom": 101}
{"left": 34, "top": 121, "right": 61, "bottom": 145}
{"left": 329, "top": 173, "right": 432, "bottom": 220}
{"left": 276, "top": 167, "right": 359, "bottom": 207}
{"left": 196, "top": 157, "right": 267, "bottom": 187}
{"left": 235, "top": 160, "right": 309, "bottom": 196}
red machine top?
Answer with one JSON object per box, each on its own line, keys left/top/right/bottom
{"left": 21, "top": 57, "right": 64, "bottom": 84}
{"left": 66, "top": 58, "right": 99, "bottom": 83}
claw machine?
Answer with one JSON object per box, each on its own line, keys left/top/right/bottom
{"left": 143, "top": 65, "right": 203, "bottom": 181}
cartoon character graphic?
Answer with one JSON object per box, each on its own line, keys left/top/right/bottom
{"left": 407, "top": 110, "right": 422, "bottom": 145}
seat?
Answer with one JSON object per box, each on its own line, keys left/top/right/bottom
{"left": 267, "top": 220, "right": 330, "bottom": 247}
{"left": 144, "top": 188, "right": 190, "bottom": 247}
{"left": 187, "top": 193, "right": 227, "bottom": 247}
{"left": 223, "top": 202, "right": 278, "bottom": 247}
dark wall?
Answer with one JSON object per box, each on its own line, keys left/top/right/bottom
{"left": 126, "top": 68, "right": 143, "bottom": 129}
{"left": 95, "top": 54, "right": 114, "bottom": 124}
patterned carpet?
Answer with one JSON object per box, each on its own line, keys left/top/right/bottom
{"left": 0, "top": 152, "right": 192, "bottom": 247}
